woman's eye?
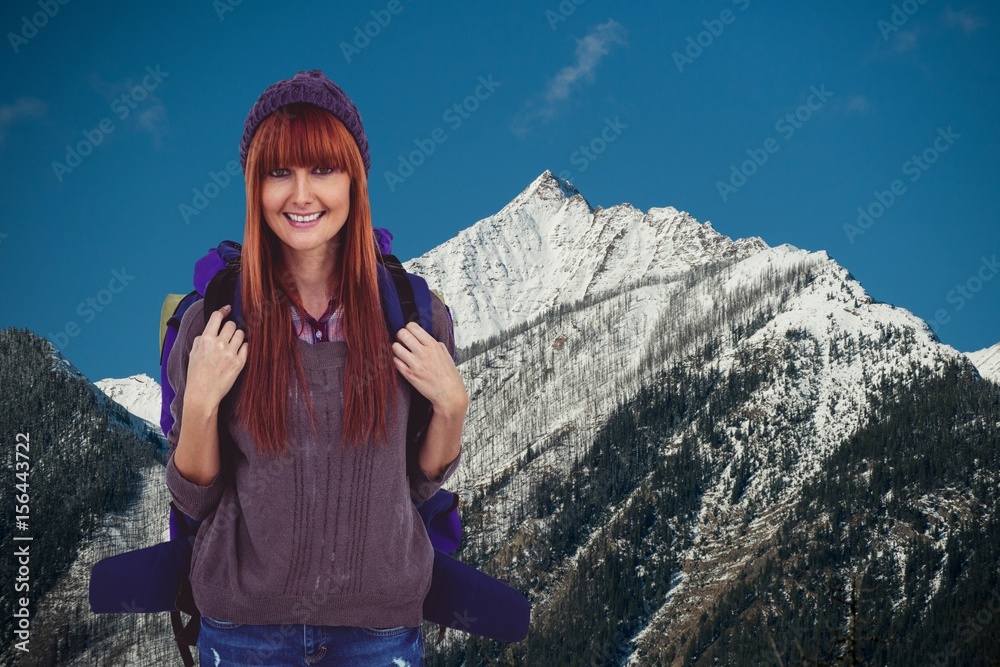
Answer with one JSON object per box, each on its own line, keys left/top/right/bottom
{"left": 314, "top": 167, "right": 336, "bottom": 175}
{"left": 268, "top": 168, "right": 288, "bottom": 178}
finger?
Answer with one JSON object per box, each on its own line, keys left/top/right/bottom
{"left": 397, "top": 322, "right": 432, "bottom": 345}
{"left": 392, "top": 340, "right": 416, "bottom": 365}
{"left": 219, "top": 318, "right": 238, "bottom": 341}
{"left": 228, "top": 328, "right": 246, "bottom": 346}
{"left": 394, "top": 327, "right": 415, "bottom": 348}
{"left": 203, "top": 305, "right": 232, "bottom": 336}
{"left": 392, "top": 355, "right": 416, "bottom": 379}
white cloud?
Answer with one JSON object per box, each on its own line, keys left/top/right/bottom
{"left": 546, "top": 20, "right": 628, "bottom": 102}
{"left": 511, "top": 19, "right": 628, "bottom": 137}
{"left": 136, "top": 103, "right": 168, "bottom": 149}
{"left": 846, "top": 96, "right": 871, "bottom": 113}
{"left": 892, "top": 26, "right": 922, "bottom": 53}
{"left": 87, "top": 69, "right": 170, "bottom": 146}
{"left": 942, "top": 4, "right": 986, "bottom": 34}
{"left": 0, "top": 96, "right": 46, "bottom": 145}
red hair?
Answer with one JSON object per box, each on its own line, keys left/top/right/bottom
{"left": 235, "top": 102, "right": 399, "bottom": 457}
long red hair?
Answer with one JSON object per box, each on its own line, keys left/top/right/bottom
{"left": 234, "top": 102, "right": 399, "bottom": 457}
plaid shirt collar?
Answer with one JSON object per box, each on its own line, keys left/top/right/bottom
{"left": 289, "top": 298, "right": 343, "bottom": 343}
{"left": 283, "top": 277, "right": 344, "bottom": 343}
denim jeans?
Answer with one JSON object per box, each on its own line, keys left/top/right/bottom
{"left": 197, "top": 614, "right": 425, "bottom": 666}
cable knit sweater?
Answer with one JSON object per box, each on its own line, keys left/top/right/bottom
{"left": 164, "top": 294, "right": 461, "bottom": 629}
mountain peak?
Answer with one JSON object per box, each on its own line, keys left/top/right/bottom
{"left": 534, "top": 169, "right": 580, "bottom": 198}
{"left": 509, "top": 170, "right": 588, "bottom": 211}
{"left": 404, "top": 171, "right": 770, "bottom": 348}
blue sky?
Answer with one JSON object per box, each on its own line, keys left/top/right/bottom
{"left": 1, "top": 1, "right": 997, "bottom": 383}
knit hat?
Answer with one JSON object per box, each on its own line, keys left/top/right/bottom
{"left": 239, "top": 69, "right": 370, "bottom": 176}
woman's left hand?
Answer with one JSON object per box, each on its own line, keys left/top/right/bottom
{"left": 391, "top": 322, "right": 469, "bottom": 417}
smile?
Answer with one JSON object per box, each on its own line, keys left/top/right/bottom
{"left": 285, "top": 211, "right": 325, "bottom": 227}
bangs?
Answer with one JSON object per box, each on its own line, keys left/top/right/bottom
{"left": 250, "top": 102, "right": 353, "bottom": 176}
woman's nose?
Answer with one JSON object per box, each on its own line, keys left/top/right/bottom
{"left": 292, "top": 170, "right": 314, "bottom": 203}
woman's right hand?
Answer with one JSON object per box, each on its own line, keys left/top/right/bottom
{"left": 185, "top": 304, "right": 248, "bottom": 408}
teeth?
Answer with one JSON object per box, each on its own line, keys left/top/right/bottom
{"left": 288, "top": 212, "right": 322, "bottom": 222}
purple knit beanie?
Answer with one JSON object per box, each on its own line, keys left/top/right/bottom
{"left": 239, "top": 69, "right": 370, "bottom": 176}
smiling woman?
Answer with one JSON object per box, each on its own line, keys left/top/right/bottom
{"left": 162, "top": 70, "right": 466, "bottom": 666}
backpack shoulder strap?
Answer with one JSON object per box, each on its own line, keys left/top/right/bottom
{"left": 202, "top": 241, "right": 245, "bottom": 332}
{"left": 372, "top": 255, "right": 450, "bottom": 507}
{"left": 376, "top": 252, "right": 434, "bottom": 335}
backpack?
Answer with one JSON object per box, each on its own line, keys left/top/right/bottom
{"left": 89, "top": 227, "right": 530, "bottom": 665}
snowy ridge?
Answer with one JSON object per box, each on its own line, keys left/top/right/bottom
{"left": 967, "top": 341, "right": 1000, "bottom": 384}
{"left": 42, "top": 338, "right": 160, "bottom": 439}
{"left": 627, "top": 248, "right": 971, "bottom": 658}
{"left": 41, "top": 336, "right": 91, "bottom": 384}
{"left": 448, "top": 239, "right": 966, "bottom": 500}
{"left": 403, "top": 170, "right": 768, "bottom": 349}
{"left": 94, "top": 373, "right": 163, "bottom": 430}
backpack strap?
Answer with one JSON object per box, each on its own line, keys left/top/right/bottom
{"left": 168, "top": 500, "right": 199, "bottom": 667}
{"left": 169, "top": 611, "right": 197, "bottom": 667}
{"left": 373, "top": 253, "right": 439, "bottom": 495}
{"left": 202, "top": 241, "right": 244, "bottom": 333}
{"left": 376, "top": 253, "right": 434, "bottom": 333}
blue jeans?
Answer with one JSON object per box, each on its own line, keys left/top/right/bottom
{"left": 197, "top": 614, "right": 425, "bottom": 666}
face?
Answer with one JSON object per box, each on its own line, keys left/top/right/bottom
{"left": 260, "top": 165, "right": 352, "bottom": 257}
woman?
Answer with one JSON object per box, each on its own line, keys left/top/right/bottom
{"left": 164, "top": 69, "right": 467, "bottom": 666}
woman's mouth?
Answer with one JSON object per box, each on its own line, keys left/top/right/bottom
{"left": 284, "top": 211, "right": 325, "bottom": 228}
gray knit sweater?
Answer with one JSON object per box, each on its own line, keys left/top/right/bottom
{"left": 164, "top": 294, "right": 461, "bottom": 628}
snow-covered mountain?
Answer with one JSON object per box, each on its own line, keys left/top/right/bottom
{"left": 399, "top": 170, "right": 973, "bottom": 540}
{"left": 394, "top": 171, "right": 998, "bottom": 663}
{"left": 967, "top": 341, "right": 1000, "bottom": 384}
{"left": 0, "top": 330, "right": 173, "bottom": 666}
{"left": 403, "top": 170, "right": 767, "bottom": 348}
{"left": 94, "top": 373, "right": 163, "bottom": 430}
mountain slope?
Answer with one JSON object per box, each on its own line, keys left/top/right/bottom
{"left": 674, "top": 362, "right": 1000, "bottom": 665}
{"left": 967, "top": 341, "right": 1000, "bottom": 384}
{"left": 403, "top": 170, "right": 767, "bottom": 349}
{"left": 0, "top": 330, "right": 171, "bottom": 666}
{"left": 94, "top": 373, "right": 163, "bottom": 433}
{"left": 397, "top": 173, "right": 994, "bottom": 664}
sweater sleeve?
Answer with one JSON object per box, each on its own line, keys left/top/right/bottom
{"left": 408, "top": 290, "right": 462, "bottom": 502}
{"left": 164, "top": 299, "right": 226, "bottom": 521}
